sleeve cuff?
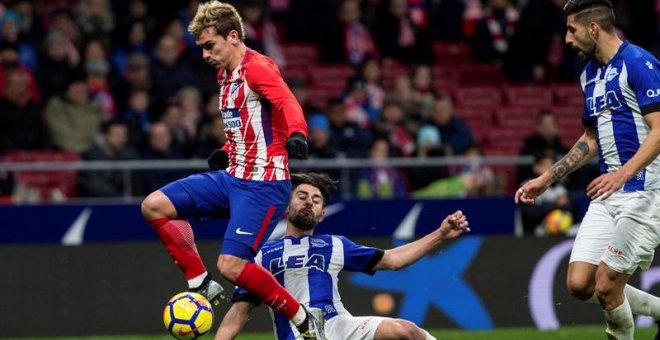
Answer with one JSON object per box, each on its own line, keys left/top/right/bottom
{"left": 363, "top": 249, "right": 385, "bottom": 275}
{"left": 641, "top": 102, "right": 660, "bottom": 115}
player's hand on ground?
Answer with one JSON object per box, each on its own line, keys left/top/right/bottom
{"left": 515, "top": 177, "right": 550, "bottom": 205}
{"left": 208, "top": 149, "right": 229, "bottom": 170}
{"left": 286, "top": 133, "right": 308, "bottom": 160}
{"left": 438, "top": 210, "right": 470, "bottom": 239}
{"left": 586, "top": 171, "right": 626, "bottom": 201}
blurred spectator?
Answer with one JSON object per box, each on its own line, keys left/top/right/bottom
{"left": 372, "top": 100, "right": 415, "bottom": 157}
{"left": 0, "top": 68, "right": 48, "bottom": 152}
{"left": 161, "top": 102, "right": 193, "bottom": 156}
{"left": 36, "top": 30, "right": 80, "bottom": 99}
{"left": 519, "top": 151, "right": 572, "bottom": 236}
{"left": 326, "top": 98, "right": 372, "bottom": 158}
{"left": 413, "top": 144, "right": 496, "bottom": 198}
{"left": 375, "top": 0, "right": 431, "bottom": 64}
{"left": 140, "top": 121, "right": 186, "bottom": 194}
{"left": 356, "top": 137, "right": 408, "bottom": 199}
{"left": 75, "top": 0, "right": 114, "bottom": 39}
{"left": 427, "top": 96, "right": 475, "bottom": 156}
{"left": 85, "top": 58, "right": 116, "bottom": 119}
{"left": 407, "top": 124, "right": 448, "bottom": 191}
{"left": 430, "top": 0, "right": 466, "bottom": 41}
{"left": 123, "top": 88, "right": 151, "bottom": 150}
{"left": 388, "top": 72, "right": 418, "bottom": 115}
{"left": 343, "top": 77, "right": 380, "bottom": 128}
{"left": 1, "top": 9, "right": 38, "bottom": 71}
{"left": 114, "top": 0, "right": 157, "bottom": 46}
{"left": 9, "top": 0, "right": 41, "bottom": 43}
{"left": 506, "top": 0, "right": 574, "bottom": 82}
{"left": 195, "top": 116, "right": 227, "bottom": 160}
{"left": 45, "top": 74, "right": 104, "bottom": 153}
{"left": 322, "top": 0, "right": 378, "bottom": 66}
{"left": 150, "top": 34, "right": 197, "bottom": 112}
{"left": 162, "top": 17, "right": 195, "bottom": 65}
{"left": 0, "top": 41, "right": 40, "bottom": 102}
{"left": 114, "top": 53, "right": 153, "bottom": 113}
{"left": 359, "top": 58, "right": 385, "bottom": 111}
{"left": 78, "top": 120, "right": 139, "bottom": 197}
{"left": 410, "top": 64, "right": 437, "bottom": 119}
{"left": 46, "top": 7, "right": 82, "bottom": 46}
{"left": 177, "top": 86, "right": 202, "bottom": 142}
{"left": 289, "top": 78, "right": 319, "bottom": 118}
{"left": 241, "top": 0, "right": 287, "bottom": 68}
{"left": 110, "top": 20, "right": 150, "bottom": 74}
{"left": 307, "top": 114, "right": 338, "bottom": 159}
{"left": 472, "top": 0, "right": 518, "bottom": 63}
{"left": 517, "top": 110, "right": 567, "bottom": 185}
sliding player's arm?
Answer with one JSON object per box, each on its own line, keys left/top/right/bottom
{"left": 373, "top": 210, "right": 470, "bottom": 271}
{"left": 217, "top": 286, "right": 262, "bottom": 340}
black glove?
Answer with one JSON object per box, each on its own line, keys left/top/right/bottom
{"left": 208, "top": 149, "right": 229, "bottom": 170}
{"left": 286, "top": 133, "right": 308, "bottom": 160}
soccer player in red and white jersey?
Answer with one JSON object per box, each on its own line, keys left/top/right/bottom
{"left": 140, "top": 2, "right": 325, "bottom": 339}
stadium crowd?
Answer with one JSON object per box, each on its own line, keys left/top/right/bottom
{"left": 0, "top": 0, "right": 658, "bottom": 202}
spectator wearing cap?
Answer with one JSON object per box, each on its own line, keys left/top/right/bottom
{"left": 306, "top": 113, "right": 341, "bottom": 179}
{"left": 45, "top": 72, "right": 104, "bottom": 153}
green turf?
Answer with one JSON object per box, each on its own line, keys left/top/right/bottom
{"left": 23, "top": 325, "right": 657, "bottom": 340}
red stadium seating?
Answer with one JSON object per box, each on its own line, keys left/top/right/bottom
{"left": 452, "top": 86, "right": 502, "bottom": 108}
{"left": 504, "top": 86, "right": 553, "bottom": 109}
{"left": 432, "top": 41, "right": 473, "bottom": 65}
{"left": 495, "top": 106, "right": 539, "bottom": 126}
{"left": 5, "top": 151, "right": 81, "bottom": 201}
{"left": 553, "top": 84, "right": 584, "bottom": 107}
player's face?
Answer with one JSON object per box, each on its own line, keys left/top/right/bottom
{"left": 197, "top": 27, "right": 238, "bottom": 70}
{"left": 288, "top": 184, "right": 325, "bottom": 231}
{"left": 565, "top": 14, "right": 596, "bottom": 59}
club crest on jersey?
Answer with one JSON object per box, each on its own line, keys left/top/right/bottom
{"left": 230, "top": 82, "right": 243, "bottom": 101}
{"left": 310, "top": 238, "right": 329, "bottom": 248}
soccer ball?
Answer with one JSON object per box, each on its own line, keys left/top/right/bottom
{"left": 163, "top": 292, "right": 214, "bottom": 339}
{"left": 543, "top": 209, "right": 573, "bottom": 236}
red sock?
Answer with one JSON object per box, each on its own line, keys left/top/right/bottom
{"left": 235, "top": 262, "right": 301, "bottom": 319}
{"left": 148, "top": 218, "right": 206, "bottom": 280}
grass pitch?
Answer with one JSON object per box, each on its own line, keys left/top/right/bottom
{"left": 28, "top": 325, "right": 657, "bottom": 340}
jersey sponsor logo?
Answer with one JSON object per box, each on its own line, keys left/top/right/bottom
{"left": 269, "top": 254, "right": 326, "bottom": 275}
{"left": 310, "top": 238, "right": 329, "bottom": 248}
{"left": 587, "top": 91, "right": 623, "bottom": 116}
{"left": 221, "top": 108, "right": 242, "bottom": 129}
{"left": 235, "top": 228, "right": 254, "bottom": 235}
{"left": 647, "top": 89, "right": 660, "bottom": 98}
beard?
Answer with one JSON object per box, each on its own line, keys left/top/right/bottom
{"left": 574, "top": 41, "right": 596, "bottom": 60}
{"left": 289, "top": 208, "right": 318, "bottom": 231}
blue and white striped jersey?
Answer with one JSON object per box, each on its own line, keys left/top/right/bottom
{"left": 235, "top": 234, "right": 383, "bottom": 340}
{"left": 580, "top": 41, "right": 660, "bottom": 191}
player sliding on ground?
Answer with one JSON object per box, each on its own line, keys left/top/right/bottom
{"left": 140, "top": 2, "right": 326, "bottom": 339}
{"left": 216, "top": 172, "right": 470, "bottom": 340}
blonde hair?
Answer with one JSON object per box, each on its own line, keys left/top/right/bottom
{"left": 187, "top": 1, "right": 245, "bottom": 40}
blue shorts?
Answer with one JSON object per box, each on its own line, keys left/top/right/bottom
{"left": 160, "top": 171, "right": 291, "bottom": 260}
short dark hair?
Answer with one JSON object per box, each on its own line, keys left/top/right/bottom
{"left": 563, "top": 0, "right": 615, "bottom": 32}
{"left": 291, "top": 172, "right": 337, "bottom": 206}
{"left": 101, "top": 119, "right": 127, "bottom": 134}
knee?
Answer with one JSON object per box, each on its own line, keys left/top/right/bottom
{"left": 566, "top": 273, "right": 595, "bottom": 301}
{"left": 217, "top": 255, "right": 247, "bottom": 283}
{"left": 141, "top": 191, "right": 171, "bottom": 220}
{"left": 394, "top": 320, "right": 426, "bottom": 340}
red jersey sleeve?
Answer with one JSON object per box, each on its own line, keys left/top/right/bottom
{"left": 244, "top": 56, "right": 308, "bottom": 139}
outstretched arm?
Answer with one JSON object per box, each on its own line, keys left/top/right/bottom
{"left": 373, "top": 210, "right": 470, "bottom": 271}
{"left": 515, "top": 126, "right": 598, "bottom": 205}
{"left": 215, "top": 301, "right": 254, "bottom": 340}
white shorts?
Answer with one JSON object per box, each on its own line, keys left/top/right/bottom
{"left": 569, "top": 190, "right": 660, "bottom": 274}
{"left": 323, "top": 313, "right": 386, "bottom": 340}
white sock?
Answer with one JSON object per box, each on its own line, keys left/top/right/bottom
{"left": 603, "top": 297, "right": 634, "bottom": 340}
{"left": 585, "top": 284, "right": 660, "bottom": 319}
{"left": 422, "top": 329, "right": 436, "bottom": 340}
{"left": 291, "top": 305, "right": 307, "bottom": 326}
{"left": 187, "top": 272, "right": 207, "bottom": 289}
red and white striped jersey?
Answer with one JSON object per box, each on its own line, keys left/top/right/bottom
{"left": 217, "top": 49, "right": 307, "bottom": 181}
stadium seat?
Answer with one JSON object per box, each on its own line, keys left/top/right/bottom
{"left": 282, "top": 43, "right": 319, "bottom": 67}
{"left": 495, "top": 106, "right": 539, "bottom": 126}
{"left": 5, "top": 151, "right": 81, "bottom": 201}
{"left": 458, "top": 63, "right": 504, "bottom": 85}
{"left": 452, "top": 86, "right": 502, "bottom": 108}
{"left": 431, "top": 41, "right": 473, "bottom": 65}
{"left": 553, "top": 84, "right": 584, "bottom": 106}
{"left": 504, "top": 86, "right": 553, "bottom": 108}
